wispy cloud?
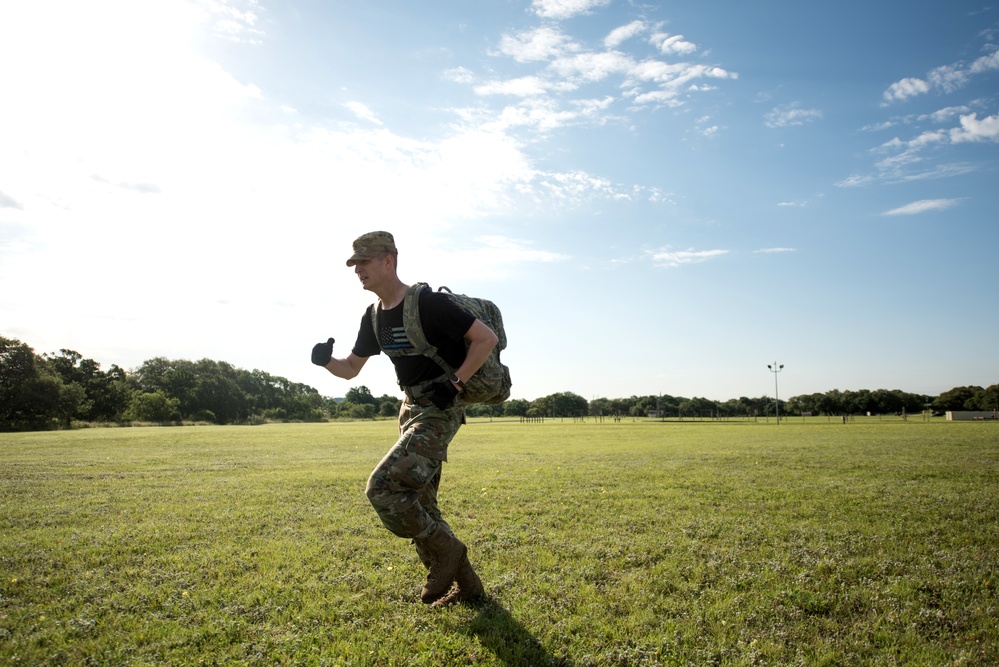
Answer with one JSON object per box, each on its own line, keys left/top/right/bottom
{"left": 445, "top": 235, "right": 569, "bottom": 279}
{"left": 196, "top": 0, "right": 265, "bottom": 44}
{"left": 754, "top": 247, "right": 797, "bottom": 254}
{"left": 765, "top": 103, "right": 823, "bottom": 128}
{"left": 91, "top": 174, "right": 161, "bottom": 194}
{"left": 475, "top": 235, "right": 568, "bottom": 263}
{"left": 882, "top": 77, "right": 931, "bottom": 104}
{"left": 344, "top": 101, "right": 383, "bottom": 125}
{"left": 604, "top": 20, "right": 646, "bottom": 49}
{"left": 649, "top": 247, "right": 728, "bottom": 268}
{"left": 531, "top": 0, "right": 611, "bottom": 20}
{"left": 443, "top": 67, "right": 475, "bottom": 84}
{"left": 882, "top": 47, "right": 999, "bottom": 104}
{"left": 496, "top": 26, "right": 579, "bottom": 63}
{"left": 460, "top": 8, "right": 737, "bottom": 135}
{"left": 882, "top": 199, "right": 961, "bottom": 216}
{"left": 0, "top": 190, "right": 23, "bottom": 210}
{"left": 839, "top": 111, "right": 999, "bottom": 186}
{"left": 474, "top": 76, "right": 559, "bottom": 97}
{"left": 653, "top": 33, "right": 698, "bottom": 56}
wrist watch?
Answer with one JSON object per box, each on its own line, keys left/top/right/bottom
{"left": 450, "top": 374, "right": 465, "bottom": 390}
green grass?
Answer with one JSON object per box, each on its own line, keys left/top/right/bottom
{"left": 1, "top": 420, "right": 996, "bottom": 666}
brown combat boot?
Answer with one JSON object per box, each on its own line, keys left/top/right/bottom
{"left": 414, "top": 526, "right": 467, "bottom": 604}
{"left": 431, "top": 555, "right": 485, "bottom": 608}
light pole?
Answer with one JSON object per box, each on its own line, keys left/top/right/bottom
{"left": 768, "top": 362, "right": 784, "bottom": 424}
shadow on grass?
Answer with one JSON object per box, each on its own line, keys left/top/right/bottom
{"left": 464, "top": 596, "right": 574, "bottom": 667}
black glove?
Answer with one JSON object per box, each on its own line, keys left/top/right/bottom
{"left": 427, "top": 380, "right": 459, "bottom": 410}
{"left": 311, "top": 337, "right": 335, "bottom": 366}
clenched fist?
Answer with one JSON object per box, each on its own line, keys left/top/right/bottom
{"left": 311, "top": 338, "right": 335, "bottom": 366}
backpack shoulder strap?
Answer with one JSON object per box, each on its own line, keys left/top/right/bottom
{"left": 368, "top": 283, "right": 428, "bottom": 354}
{"left": 404, "top": 283, "right": 456, "bottom": 376}
{"left": 401, "top": 283, "right": 430, "bottom": 354}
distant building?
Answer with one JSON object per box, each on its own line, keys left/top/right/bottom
{"left": 946, "top": 411, "right": 998, "bottom": 421}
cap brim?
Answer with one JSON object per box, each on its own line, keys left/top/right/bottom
{"left": 346, "top": 254, "right": 368, "bottom": 267}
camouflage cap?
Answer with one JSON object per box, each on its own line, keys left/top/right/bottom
{"left": 346, "top": 231, "right": 397, "bottom": 267}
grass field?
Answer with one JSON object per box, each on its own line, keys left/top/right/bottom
{"left": 1, "top": 419, "right": 996, "bottom": 666}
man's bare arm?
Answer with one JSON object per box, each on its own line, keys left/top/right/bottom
{"left": 324, "top": 352, "right": 369, "bottom": 380}
{"left": 452, "top": 319, "right": 498, "bottom": 387}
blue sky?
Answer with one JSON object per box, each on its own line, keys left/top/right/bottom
{"left": 1, "top": 0, "right": 997, "bottom": 403}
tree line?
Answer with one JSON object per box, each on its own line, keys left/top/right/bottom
{"left": 1, "top": 336, "right": 996, "bottom": 431}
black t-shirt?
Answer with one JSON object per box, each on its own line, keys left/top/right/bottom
{"left": 352, "top": 290, "right": 475, "bottom": 387}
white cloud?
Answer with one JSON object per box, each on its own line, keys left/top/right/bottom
{"left": 927, "top": 64, "right": 969, "bottom": 94}
{"left": 921, "top": 106, "right": 971, "bottom": 123}
{"left": 754, "top": 247, "right": 797, "bottom": 253}
{"left": 604, "top": 21, "right": 647, "bottom": 48}
{"left": 444, "top": 235, "right": 569, "bottom": 279}
{"left": 765, "top": 104, "right": 823, "bottom": 128}
{"left": 443, "top": 67, "right": 476, "bottom": 84}
{"left": 472, "top": 5, "right": 737, "bottom": 130}
{"left": 550, "top": 51, "right": 635, "bottom": 83}
{"left": 475, "top": 76, "right": 556, "bottom": 97}
{"left": 835, "top": 174, "right": 875, "bottom": 188}
{"left": 655, "top": 34, "right": 698, "bottom": 55}
{"left": 531, "top": 0, "right": 611, "bottom": 20}
{"left": 882, "top": 47, "right": 999, "bottom": 104}
{"left": 883, "top": 77, "right": 931, "bottom": 104}
{"left": 848, "top": 112, "right": 998, "bottom": 185}
{"left": 0, "top": 190, "right": 23, "bottom": 210}
{"left": 627, "top": 62, "right": 736, "bottom": 106}
{"left": 193, "top": 0, "right": 265, "bottom": 43}
{"left": 488, "top": 95, "right": 617, "bottom": 133}
{"left": 950, "top": 113, "right": 999, "bottom": 142}
{"left": 969, "top": 48, "right": 999, "bottom": 74}
{"left": 344, "top": 101, "right": 383, "bottom": 125}
{"left": 497, "top": 27, "right": 577, "bottom": 63}
{"left": 882, "top": 199, "right": 961, "bottom": 216}
{"left": 861, "top": 120, "right": 896, "bottom": 132}
{"left": 649, "top": 247, "right": 728, "bottom": 268}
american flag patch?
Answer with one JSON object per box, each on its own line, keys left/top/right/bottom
{"left": 380, "top": 325, "right": 411, "bottom": 351}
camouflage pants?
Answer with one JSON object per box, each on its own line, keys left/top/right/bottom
{"left": 364, "top": 397, "right": 464, "bottom": 540}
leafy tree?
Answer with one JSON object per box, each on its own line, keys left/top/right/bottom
{"left": 531, "top": 392, "right": 587, "bottom": 418}
{"left": 44, "top": 349, "right": 132, "bottom": 421}
{"left": 980, "top": 384, "right": 999, "bottom": 412}
{"left": 377, "top": 394, "right": 401, "bottom": 417}
{"left": 1, "top": 337, "right": 40, "bottom": 429}
{"left": 932, "top": 386, "right": 982, "bottom": 413}
{"left": 345, "top": 386, "right": 378, "bottom": 407}
{"left": 629, "top": 395, "right": 659, "bottom": 417}
{"left": 344, "top": 403, "right": 377, "bottom": 419}
{"left": 679, "top": 396, "right": 719, "bottom": 418}
{"left": 588, "top": 397, "right": 612, "bottom": 417}
{"left": 126, "top": 391, "right": 181, "bottom": 422}
{"left": 1, "top": 337, "right": 83, "bottom": 430}
{"left": 502, "top": 399, "right": 529, "bottom": 418}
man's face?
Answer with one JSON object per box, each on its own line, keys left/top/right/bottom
{"left": 353, "top": 254, "right": 391, "bottom": 292}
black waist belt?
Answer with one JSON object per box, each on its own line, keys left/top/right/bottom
{"left": 402, "top": 374, "right": 448, "bottom": 402}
